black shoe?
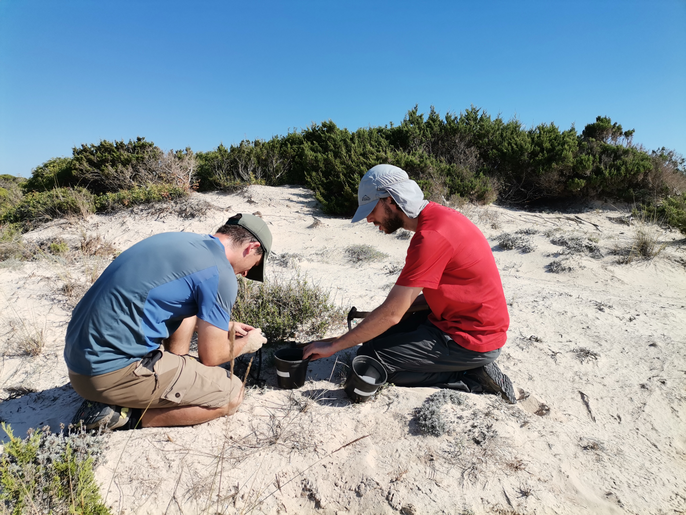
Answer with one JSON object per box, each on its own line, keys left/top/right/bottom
{"left": 466, "top": 362, "right": 517, "bottom": 404}
{"left": 71, "top": 400, "right": 134, "bottom": 431}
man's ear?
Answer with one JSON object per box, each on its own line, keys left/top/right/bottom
{"left": 385, "top": 196, "right": 399, "bottom": 211}
{"left": 244, "top": 241, "right": 261, "bottom": 256}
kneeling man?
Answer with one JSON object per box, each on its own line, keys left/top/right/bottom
{"left": 304, "top": 165, "right": 515, "bottom": 402}
{"left": 66, "top": 213, "right": 272, "bottom": 430}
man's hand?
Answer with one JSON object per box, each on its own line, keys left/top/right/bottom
{"left": 235, "top": 328, "right": 267, "bottom": 356}
{"left": 302, "top": 339, "right": 339, "bottom": 361}
{"left": 230, "top": 321, "right": 254, "bottom": 337}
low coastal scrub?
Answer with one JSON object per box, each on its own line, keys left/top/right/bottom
{"left": 496, "top": 232, "right": 536, "bottom": 253}
{"left": 414, "top": 390, "right": 465, "bottom": 436}
{"left": 0, "top": 423, "right": 109, "bottom": 514}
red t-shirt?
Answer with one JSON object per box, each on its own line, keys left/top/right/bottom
{"left": 396, "top": 202, "right": 509, "bottom": 352}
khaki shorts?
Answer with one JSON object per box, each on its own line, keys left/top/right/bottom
{"left": 69, "top": 349, "right": 242, "bottom": 409}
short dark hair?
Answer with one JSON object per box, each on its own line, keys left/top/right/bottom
{"left": 215, "top": 222, "right": 264, "bottom": 256}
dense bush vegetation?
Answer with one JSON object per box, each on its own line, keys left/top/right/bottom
{"left": 232, "top": 275, "right": 344, "bottom": 342}
{"left": 6, "top": 107, "right": 686, "bottom": 232}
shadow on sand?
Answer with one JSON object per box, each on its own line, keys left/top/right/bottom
{"left": 0, "top": 383, "right": 83, "bottom": 442}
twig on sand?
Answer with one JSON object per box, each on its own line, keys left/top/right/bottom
{"left": 579, "top": 391, "right": 596, "bottom": 422}
{"left": 331, "top": 434, "right": 369, "bottom": 453}
{"left": 573, "top": 215, "right": 601, "bottom": 231}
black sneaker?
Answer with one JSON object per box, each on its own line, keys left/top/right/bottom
{"left": 71, "top": 400, "right": 134, "bottom": 431}
{"left": 466, "top": 362, "right": 517, "bottom": 404}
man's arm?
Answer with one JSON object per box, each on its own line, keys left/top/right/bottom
{"left": 196, "top": 319, "right": 266, "bottom": 366}
{"left": 303, "top": 285, "right": 423, "bottom": 360}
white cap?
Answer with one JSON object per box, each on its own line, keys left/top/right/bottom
{"left": 351, "top": 164, "right": 428, "bottom": 223}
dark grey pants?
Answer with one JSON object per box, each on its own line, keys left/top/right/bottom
{"left": 357, "top": 311, "right": 500, "bottom": 390}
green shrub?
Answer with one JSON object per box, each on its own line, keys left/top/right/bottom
{"left": 657, "top": 193, "right": 686, "bottom": 234}
{"left": 22, "top": 157, "right": 77, "bottom": 193}
{"left": 2, "top": 187, "right": 95, "bottom": 229}
{"left": 232, "top": 274, "right": 345, "bottom": 342}
{"left": 296, "top": 121, "right": 392, "bottom": 216}
{"left": 0, "top": 423, "right": 109, "bottom": 515}
{"left": 0, "top": 176, "right": 26, "bottom": 217}
{"left": 71, "top": 137, "right": 163, "bottom": 195}
{"left": 93, "top": 184, "right": 188, "bottom": 213}
{"left": 15, "top": 109, "right": 686, "bottom": 233}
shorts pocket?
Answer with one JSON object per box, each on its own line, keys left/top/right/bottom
{"left": 160, "top": 355, "right": 191, "bottom": 404}
{"left": 133, "top": 360, "right": 154, "bottom": 377}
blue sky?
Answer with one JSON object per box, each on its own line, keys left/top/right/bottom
{"left": 1, "top": 0, "right": 685, "bottom": 178}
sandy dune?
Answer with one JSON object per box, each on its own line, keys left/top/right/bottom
{"left": 1, "top": 185, "right": 684, "bottom": 514}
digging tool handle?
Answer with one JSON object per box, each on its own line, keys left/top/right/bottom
{"left": 295, "top": 337, "right": 338, "bottom": 348}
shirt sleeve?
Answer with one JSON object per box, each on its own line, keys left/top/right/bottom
{"left": 195, "top": 271, "right": 233, "bottom": 331}
{"left": 396, "top": 231, "right": 453, "bottom": 289}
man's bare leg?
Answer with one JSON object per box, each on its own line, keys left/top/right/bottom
{"left": 140, "top": 387, "right": 244, "bottom": 428}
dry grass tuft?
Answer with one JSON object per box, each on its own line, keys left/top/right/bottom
{"left": 7, "top": 317, "right": 47, "bottom": 357}
{"left": 345, "top": 244, "right": 388, "bottom": 264}
{"left": 79, "top": 233, "right": 117, "bottom": 258}
{"left": 612, "top": 224, "right": 667, "bottom": 264}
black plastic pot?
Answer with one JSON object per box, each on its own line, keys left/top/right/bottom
{"left": 344, "top": 355, "right": 388, "bottom": 402}
{"left": 274, "top": 348, "right": 310, "bottom": 389}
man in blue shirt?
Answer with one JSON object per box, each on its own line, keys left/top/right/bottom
{"left": 66, "top": 213, "right": 272, "bottom": 430}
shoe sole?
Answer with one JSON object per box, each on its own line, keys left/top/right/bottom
{"left": 479, "top": 362, "right": 517, "bottom": 404}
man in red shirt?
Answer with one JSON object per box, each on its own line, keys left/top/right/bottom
{"left": 303, "top": 164, "right": 515, "bottom": 403}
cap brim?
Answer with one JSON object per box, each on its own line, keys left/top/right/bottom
{"left": 245, "top": 254, "right": 265, "bottom": 282}
{"left": 351, "top": 200, "right": 379, "bottom": 223}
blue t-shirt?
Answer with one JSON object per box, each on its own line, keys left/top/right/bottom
{"left": 64, "top": 232, "right": 237, "bottom": 375}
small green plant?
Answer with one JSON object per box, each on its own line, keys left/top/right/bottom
{"left": 0, "top": 423, "right": 110, "bottom": 514}
{"left": 232, "top": 273, "right": 345, "bottom": 342}
{"left": 414, "top": 390, "right": 464, "bottom": 436}
{"left": 345, "top": 244, "right": 388, "bottom": 264}
{"left": 48, "top": 240, "right": 69, "bottom": 255}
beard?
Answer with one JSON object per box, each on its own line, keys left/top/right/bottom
{"left": 381, "top": 201, "right": 405, "bottom": 234}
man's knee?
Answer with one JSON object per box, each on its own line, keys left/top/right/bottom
{"left": 224, "top": 375, "right": 245, "bottom": 416}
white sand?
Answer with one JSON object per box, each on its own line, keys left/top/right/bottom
{"left": 1, "top": 185, "right": 685, "bottom": 514}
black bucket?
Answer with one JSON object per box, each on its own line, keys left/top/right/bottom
{"left": 274, "top": 348, "right": 310, "bottom": 389}
{"left": 344, "top": 355, "right": 388, "bottom": 402}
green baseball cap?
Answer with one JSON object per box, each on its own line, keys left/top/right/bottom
{"left": 225, "top": 213, "right": 272, "bottom": 281}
